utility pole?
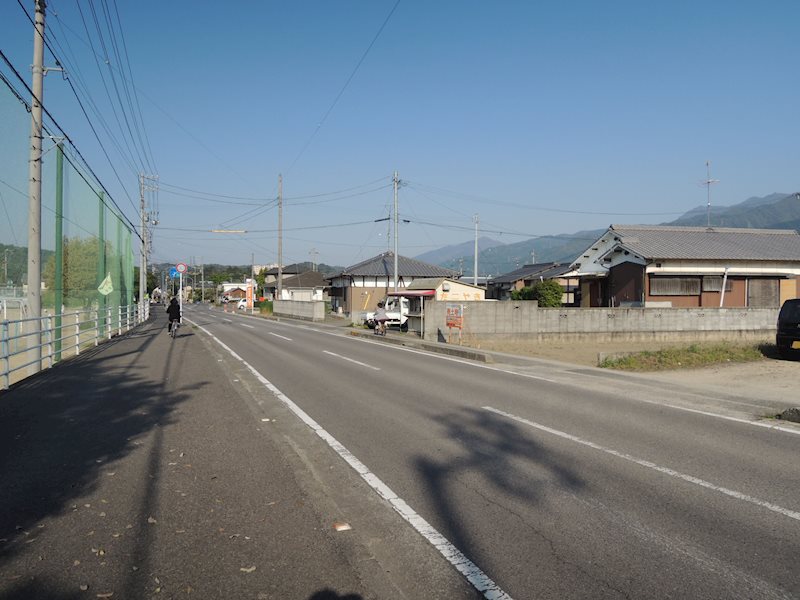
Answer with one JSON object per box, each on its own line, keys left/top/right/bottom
{"left": 27, "top": 0, "right": 46, "bottom": 373}
{"left": 139, "top": 173, "right": 146, "bottom": 321}
{"left": 393, "top": 170, "right": 399, "bottom": 292}
{"left": 137, "top": 174, "right": 157, "bottom": 317}
{"left": 277, "top": 174, "right": 283, "bottom": 300}
{"left": 309, "top": 248, "right": 319, "bottom": 272}
{"left": 703, "top": 160, "right": 719, "bottom": 229}
{"left": 200, "top": 257, "right": 204, "bottom": 303}
{"left": 473, "top": 214, "right": 479, "bottom": 286}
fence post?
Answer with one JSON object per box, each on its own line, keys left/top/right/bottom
{"left": 126, "top": 304, "right": 132, "bottom": 332}
{"left": 107, "top": 306, "right": 112, "bottom": 340}
{"left": 74, "top": 312, "right": 80, "bottom": 356}
{"left": 94, "top": 309, "right": 99, "bottom": 346}
{"left": 45, "top": 315, "right": 53, "bottom": 368}
{"left": 118, "top": 306, "right": 123, "bottom": 337}
{"left": 2, "top": 321, "right": 9, "bottom": 390}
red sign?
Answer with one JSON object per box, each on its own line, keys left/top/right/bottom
{"left": 446, "top": 303, "right": 463, "bottom": 329}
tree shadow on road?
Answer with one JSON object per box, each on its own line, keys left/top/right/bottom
{"left": 0, "top": 316, "right": 204, "bottom": 590}
{"left": 414, "top": 406, "right": 584, "bottom": 567}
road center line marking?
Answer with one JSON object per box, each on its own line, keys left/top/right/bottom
{"left": 221, "top": 318, "right": 232, "bottom": 323}
{"left": 268, "top": 332, "right": 293, "bottom": 341}
{"left": 322, "top": 350, "right": 380, "bottom": 371}
{"left": 484, "top": 406, "right": 800, "bottom": 523}
{"left": 241, "top": 323, "right": 255, "bottom": 329}
{"left": 188, "top": 320, "right": 512, "bottom": 600}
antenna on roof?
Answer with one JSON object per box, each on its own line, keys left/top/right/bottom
{"left": 702, "top": 160, "right": 720, "bottom": 228}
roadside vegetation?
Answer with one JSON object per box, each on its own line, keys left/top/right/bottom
{"left": 598, "top": 342, "right": 770, "bottom": 371}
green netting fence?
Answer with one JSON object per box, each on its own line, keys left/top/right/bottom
{"left": 0, "top": 71, "right": 136, "bottom": 331}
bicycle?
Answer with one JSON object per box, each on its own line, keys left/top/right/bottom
{"left": 169, "top": 320, "right": 180, "bottom": 339}
{"left": 374, "top": 319, "right": 387, "bottom": 336}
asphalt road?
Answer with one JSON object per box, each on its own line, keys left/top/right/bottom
{"left": 185, "top": 305, "right": 800, "bottom": 600}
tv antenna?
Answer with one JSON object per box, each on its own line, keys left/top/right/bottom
{"left": 701, "top": 160, "right": 719, "bottom": 228}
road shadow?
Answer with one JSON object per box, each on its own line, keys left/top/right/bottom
{"left": 414, "top": 406, "right": 584, "bottom": 563}
{"left": 0, "top": 315, "right": 201, "bottom": 578}
{"left": 307, "top": 590, "right": 364, "bottom": 600}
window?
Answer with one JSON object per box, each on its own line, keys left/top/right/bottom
{"left": 702, "top": 276, "right": 733, "bottom": 292}
{"left": 649, "top": 276, "right": 701, "bottom": 296}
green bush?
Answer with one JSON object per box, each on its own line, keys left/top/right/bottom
{"left": 259, "top": 300, "right": 273, "bottom": 315}
{"left": 510, "top": 279, "right": 563, "bottom": 307}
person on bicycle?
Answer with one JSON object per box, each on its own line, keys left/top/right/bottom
{"left": 166, "top": 297, "right": 181, "bottom": 334}
{"left": 374, "top": 300, "right": 388, "bottom": 335}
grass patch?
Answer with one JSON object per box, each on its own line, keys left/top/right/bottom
{"left": 599, "top": 342, "right": 767, "bottom": 371}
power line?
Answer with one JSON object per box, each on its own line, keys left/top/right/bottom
{"left": 0, "top": 48, "right": 141, "bottom": 238}
{"left": 285, "top": 0, "right": 401, "bottom": 173}
{"left": 405, "top": 181, "right": 688, "bottom": 217}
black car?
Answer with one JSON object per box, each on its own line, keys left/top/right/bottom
{"left": 776, "top": 298, "right": 800, "bottom": 358}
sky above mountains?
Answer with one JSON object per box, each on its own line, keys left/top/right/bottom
{"left": 2, "top": 1, "right": 799, "bottom": 270}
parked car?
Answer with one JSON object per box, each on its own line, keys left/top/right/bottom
{"left": 237, "top": 298, "right": 248, "bottom": 310}
{"left": 776, "top": 298, "right": 800, "bottom": 358}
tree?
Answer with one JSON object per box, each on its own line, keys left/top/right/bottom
{"left": 510, "top": 279, "right": 564, "bottom": 307}
{"left": 43, "top": 237, "right": 101, "bottom": 307}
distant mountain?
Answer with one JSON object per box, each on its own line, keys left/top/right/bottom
{"left": 666, "top": 192, "right": 800, "bottom": 229}
{"left": 434, "top": 231, "right": 602, "bottom": 278}
{"left": 425, "top": 192, "right": 800, "bottom": 277}
{"left": 414, "top": 237, "right": 504, "bottom": 266}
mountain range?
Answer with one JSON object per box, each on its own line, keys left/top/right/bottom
{"left": 416, "top": 192, "right": 800, "bottom": 277}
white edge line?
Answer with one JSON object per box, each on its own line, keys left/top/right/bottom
{"left": 188, "top": 319, "right": 513, "bottom": 600}
{"left": 483, "top": 405, "right": 800, "bottom": 523}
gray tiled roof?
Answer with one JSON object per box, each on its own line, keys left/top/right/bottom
{"left": 610, "top": 225, "right": 800, "bottom": 261}
{"left": 331, "top": 252, "right": 459, "bottom": 279}
{"left": 264, "top": 263, "right": 303, "bottom": 276}
{"left": 490, "top": 262, "right": 571, "bottom": 284}
{"left": 266, "top": 271, "right": 327, "bottom": 289}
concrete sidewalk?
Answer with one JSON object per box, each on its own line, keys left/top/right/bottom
{"left": 0, "top": 312, "right": 476, "bottom": 600}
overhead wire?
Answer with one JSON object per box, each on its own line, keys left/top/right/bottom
{"left": 405, "top": 180, "right": 688, "bottom": 217}
{"left": 0, "top": 48, "right": 141, "bottom": 238}
{"left": 107, "top": 0, "right": 157, "bottom": 172}
{"left": 284, "top": 0, "right": 401, "bottom": 173}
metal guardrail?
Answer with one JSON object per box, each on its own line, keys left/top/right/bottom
{"left": 0, "top": 302, "right": 150, "bottom": 390}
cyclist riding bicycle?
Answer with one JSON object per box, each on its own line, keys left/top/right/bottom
{"left": 374, "top": 301, "right": 388, "bottom": 335}
{"left": 166, "top": 297, "right": 181, "bottom": 335}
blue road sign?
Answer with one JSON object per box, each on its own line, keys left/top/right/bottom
{"left": 169, "top": 267, "right": 179, "bottom": 279}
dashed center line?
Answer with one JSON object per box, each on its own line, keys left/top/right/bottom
{"left": 322, "top": 350, "right": 380, "bottom": 371}
{"left": 484, "top": 406, "right": 800, "bottom": 523}
{"left": 241, "top": 323, "right": 255, "bottom": 329}
{"left": 269, "top": 332, "right": 293, "bottom": 341}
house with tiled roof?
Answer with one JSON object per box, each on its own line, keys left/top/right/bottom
{"left": 487, "top": 262, "right": 580, "bottom": 304}
{"left": 327, "top": 251, "right": 459, "bottom": 318}
{"left": 569, "top": 225, "right": 800, "bottom": 308}
{"left": 265, "top": 270, "right": 328, "bottom": 301}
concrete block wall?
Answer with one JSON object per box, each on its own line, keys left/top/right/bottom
{"left": 273, "top": 300, "right": 326, "bottom": 322}
{"left": 422, "top": 300, "right": 778, "bottom": 343}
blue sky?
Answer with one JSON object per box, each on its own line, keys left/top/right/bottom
{"left": 2, "top": 1, "right": 799, "bottom": 272}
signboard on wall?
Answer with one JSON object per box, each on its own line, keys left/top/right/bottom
{"left": 446, "top": 303, "right": 464, "bottom": 329}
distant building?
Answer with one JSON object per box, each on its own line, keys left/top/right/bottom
{"left": 327, "top": 251, "right": 458, "bottom": 317}
{"left": 266, "top": 270, "right": 328, "bottom": 301}
{"left": 488, "top": 262, "right": 579, "bottom": 305}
